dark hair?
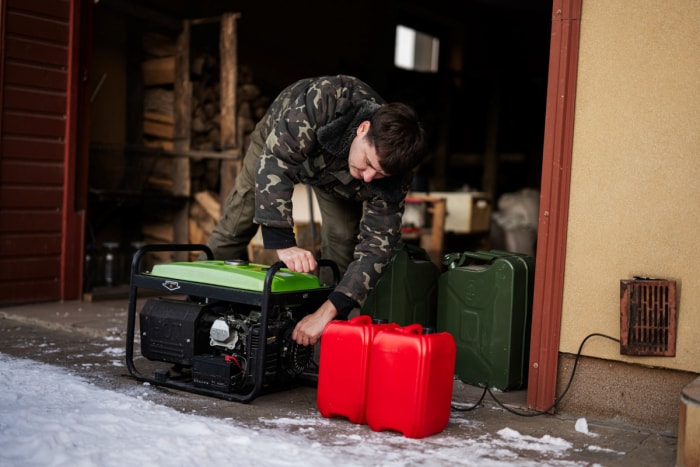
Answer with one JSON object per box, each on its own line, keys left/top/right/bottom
{"left": 366, "top": 102, "right": 426, "bottom": 175}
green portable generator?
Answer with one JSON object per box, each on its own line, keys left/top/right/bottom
{"left": 125, "top": 244, "right": 338, "bottom": 403}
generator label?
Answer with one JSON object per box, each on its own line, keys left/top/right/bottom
{"left": 162, "top": 280, "right": 181, "bottom": 291}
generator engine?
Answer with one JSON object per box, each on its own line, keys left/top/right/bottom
{"left": 139, "top": 298, "right": 314, "bottom": 394}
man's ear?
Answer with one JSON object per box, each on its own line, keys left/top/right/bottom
{"left": 357, "top": 120, "right": 370, "bottom": 135}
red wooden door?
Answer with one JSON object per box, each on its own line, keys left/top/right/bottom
{"left": 0, "top": 0, "right": 91, "bottom": 305}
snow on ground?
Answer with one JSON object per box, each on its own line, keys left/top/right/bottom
{"left": 0, "top": 353, "right": 596, "bottom": 467}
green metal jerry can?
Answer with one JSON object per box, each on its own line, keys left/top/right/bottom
{"left": 362, "top": 243, "right": 440, "bottom": 327}
{"left": 437, "top": 250, "right": 534, "bottom": 391}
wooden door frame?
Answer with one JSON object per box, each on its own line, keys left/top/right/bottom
{"left": 0, "top": 0, "right": 5, "bottom": 139}
{"left": 527, "top": 0, "right": 582, "bottom": 411}
{"left": 61, "top": 0, "right": 93, "bottom": 299}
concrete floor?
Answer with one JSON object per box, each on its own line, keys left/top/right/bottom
{"left": 0, "top": 298, "right": 679, "bottom": 466}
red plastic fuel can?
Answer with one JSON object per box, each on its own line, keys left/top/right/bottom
{"left": 317, "top": 315, "right": 398, "bottom": 424}
{"left": 365, "top": 324, "right": 456, "bottom": 439}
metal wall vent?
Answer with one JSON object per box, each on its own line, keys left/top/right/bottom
{"left": 620, "top": 277, "right": 677, "bottom": 357}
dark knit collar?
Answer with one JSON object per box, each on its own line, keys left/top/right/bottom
{"left": 316, "top": 100, "right": 381, "bottom": 158}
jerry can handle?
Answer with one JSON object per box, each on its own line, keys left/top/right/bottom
{"left": 349, "top": 315, "right": 373, "bottom": 325}
{"left": 399, "top": 323, "right": 424, "bottom": 335}
{"left": 443, "top": 252, "right": 465, "bottom": 269}
{"left": 443, "top": 251, "right": 497, "bottom": 269}
{"left": 399, "top": 242, "right": 430, "bottom": 262}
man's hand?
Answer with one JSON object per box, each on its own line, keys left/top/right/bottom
{"left": 276, "top": 246, "right": 317, "bottom": 273}
{"left": 292, "top": 300, "right": 338, "bottom": 346}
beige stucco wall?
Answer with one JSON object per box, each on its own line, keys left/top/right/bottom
{"left": 561, "top": 0, "right": 700, "bottom": 372}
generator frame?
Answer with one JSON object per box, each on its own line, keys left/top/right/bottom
{"left": 125, "top": 243, "right": 339, "bottom": 403}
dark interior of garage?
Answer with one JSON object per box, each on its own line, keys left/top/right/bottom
{"left": 84, "top": 0, "right": 552, "bottom": 293}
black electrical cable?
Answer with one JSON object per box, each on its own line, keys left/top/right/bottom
{"left": 451, "top": 386, "right": 488, "bottom": 411}
{"left": 451, "top": 332, "right": 620, "bottom": 417}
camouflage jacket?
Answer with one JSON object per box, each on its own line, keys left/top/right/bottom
{"left": 253, "top": 75, "right": 411, "bottom": 313}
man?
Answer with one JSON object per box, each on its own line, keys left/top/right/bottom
{"left": 206, "top": 75, "right": 426, "bottom": 346}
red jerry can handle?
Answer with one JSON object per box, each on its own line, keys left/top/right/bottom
{"left": 398, "top": 324, "right": 424, "bottom": 335}
{"left": 349, "top": 315, "right": 373, "bottom": 325}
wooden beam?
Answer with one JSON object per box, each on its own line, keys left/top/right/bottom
{"left": 171, "top": 19, "right": 192, "bottom": 260}
{"left": 220, "top": 12, "right": 240, "bottom": 151}
{"left": 172, "top": 20, "right": 191, "bottom": 198}
{"left": 219, "top": 13, "right": 242, "bottom": 204}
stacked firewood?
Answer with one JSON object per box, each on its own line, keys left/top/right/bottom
{"left": 188, "top": 190, "right": 220, "bottom": 260}
{"left": 140, "top": 29, "right": 270, "bottom": 191}
{"left": 236, "top": 65, "right": 270, "bottom": 153}
{"left": 138, "top": 27, "right": 274, "bottom": 262}
{"left": 141, "top": 31, "right": 176, "bottom": 152}
{"left": 187, "top": 63, "right": 270, "bottom": 251}
{"left": 190, "top": 50, "right": 221, "bottom": 152}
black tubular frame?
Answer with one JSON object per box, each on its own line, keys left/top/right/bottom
{"left": 125, "top": 243, "right": 339, "bottom": 403}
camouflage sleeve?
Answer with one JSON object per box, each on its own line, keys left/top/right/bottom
{"left": 332, "top": 180, "right": 410, "bottom": 306}
{"left": 253, "top": 117, "right": 312, "bottom": 230}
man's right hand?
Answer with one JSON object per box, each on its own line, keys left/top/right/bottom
{"left": 291, "top": 300, "right": 338, "bottom": 346}
{"left": 276, "top": 246, "right": 317, "bottom": 273}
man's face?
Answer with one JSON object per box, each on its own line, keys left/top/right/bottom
{"left": 348, "top": 121, "right": 389, "bottom": 183}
